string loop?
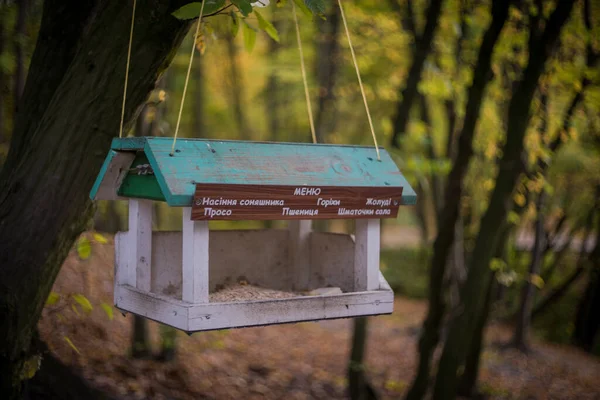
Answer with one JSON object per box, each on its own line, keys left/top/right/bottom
{"left": 292, "top": 1, "right": 317, "bottom": 144}
{"left": 170, "top": 1, "right": 207, "bottom": 155}
{"left": 337, "top": 0, "right": 380, "bottom": 160}
{"left": 119, "top": 0, "right": 137, "bottom": 138}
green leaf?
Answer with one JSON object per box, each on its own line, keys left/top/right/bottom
{"left": 242, "top": 20, "right": 257, "bottom": 52}
{"left": 292, "top": 0, "right": 312, "bottom": 16}
{"left": 63, "top": 336, "right": 81, "bottom": 355}
{"left": 172, "top": 0, "right": 226, "bottom": 20}
{"left": 254, "top": 10, "right": 280, "bottom": 42}
{"left": 77, "top": 237, "right": 91, "bottom": 260}
{"left": 46, "top": 292, "right": 60, "bottom": 306}
{"left": 232, "top": 0, "right": 253, "bottom": 16}
{"left": 230, "top": 11, "right": 240, "bottom": 38}
{"left": 101, "top": 303, "right": 114, "bottom": 321}
{"left": 72, "top": 294, "right": 93, "bottom": 314}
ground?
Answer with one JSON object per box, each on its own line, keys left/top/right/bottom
{"left": 38, "top": 234, "right": 600, "bottom": 400}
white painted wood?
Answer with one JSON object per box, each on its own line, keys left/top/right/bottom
{"left": 288, "top": 220, "right": 312, "bottom": 290}
{"left": 354, "top": 219, "right": 381, "bottom": 291}
{"left": 115, "top": 270, "right": 395, "bottom": 333}
{"left": 93, "top": 151, "right": 135, "bottom": 200}
{"left": 151, "top": 232, "right": 183, "bottom": 299}
{"left": 310, "top": 232, "right": 355, "bottom": 292}
{"left": 182, "top": 208, "right": 209, "bottom": 303}
{"left": 128, "top": 199, "right": 152, "bottom": 291}
{"left": 114, "top": 231, "right": 127, "bottom": 306}
{"left": 188, "top": 288, "right": 393, "bottom": 332}
{"left": 115, "top": 284, "right": 189, "bottom": 331}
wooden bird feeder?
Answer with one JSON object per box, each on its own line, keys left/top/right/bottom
{"left": 90, "top": 136, "right": 416, "bottom": 332}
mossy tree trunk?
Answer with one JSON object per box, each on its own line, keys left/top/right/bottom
{"left": 0, "top": 1, "right": 191, "bottom": 397}
{"left": 432, "top": 2, "right": 576, "bottom": 398}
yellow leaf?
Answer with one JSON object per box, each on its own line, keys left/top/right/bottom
{"left": 93, "top": 233, "right": 108, "bottom": 244}
{"left": 63, "top": 336, "right": 81, "bottom": 355}
{"left": 72, "top": 294, "right": 93, "bottom": 314}
{"left": 77, "top": 237, "right": 91, "bottom": 260}
{"left": 530, "top": 274, "right": 545, "bottom": 289}
{"left": 514, "top": 192, "right": 526, "bottom": 207}
{"left": 45, "top": 292, "right": 60, "bottom": 306}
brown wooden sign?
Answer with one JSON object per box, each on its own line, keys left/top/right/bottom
{"left": 191, "top": 184, "right": 404, "bottom": 221}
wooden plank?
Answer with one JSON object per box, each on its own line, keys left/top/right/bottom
{"left": 115, "top": 284, "right": 189, "bottom": 331}
{"left": 90, "top": 150, "right": 135, "bottom": 201}
{"left": 187, "top": 289, "right": 393, "bottom": 332}
{"left": 354, "top": 219, "right": 381, "bottom": 291}
{"left": 289, "top": 221, "right": 312, "bottom": 290}
{"left": 191, "top": 184, "right": 403, "bottom": 221}
{"left": 141, "top": 137, "right": 417, "bottom": 206}
{"left": 128, "top": 199, "right": 152, "bottom": 291}
{"left": 182, "top": 208, "right": 209, "bottom": 303}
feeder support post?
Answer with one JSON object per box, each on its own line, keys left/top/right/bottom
{"left": 128, "top": 199, "right": 153, "bottom": 291}
{"left": 182, "top": 207, "right": 209, "bottom": 303}
{"left": 354, "top": 219, "right": 380, "bottom": 291}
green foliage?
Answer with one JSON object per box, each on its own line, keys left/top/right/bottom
{"left": 254, "top": 10, "right": 279, "bottom": 42}
{"left": 101, "top": 302, "right": 114, "bottom": 320}
{"left": 380, "top": 247, "right": 431, "bottom": 299}
{"left": 172, "top": 1, "right": 227, "bottom": 19}
{"left": 242, "top": 20, "right": 257, "bottom": 52}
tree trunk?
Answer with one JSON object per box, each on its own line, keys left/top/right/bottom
{"left": 458, "top": 273, "right": 495, "bottom": 397}
{"left": 432, "top": 2, "right": 575, "bottom": 398}
{"left": 0, "top": 10, "right": 5, "bottom": 146}
{"left": 512, "top": 190, "right": 547, "bottom": 351}
{"left": 390, "top": 0, "right": 443, "bottom": 148}
{"left": 314, "top": 4, "right": 340, "bottom": 144}
{"left": 458, "top": 224, "right": 510, "bottom": 397}
{"left": 0, "top": 1, "right": 190, "bottom": 397}
{"left": 14, "top": 0, "right": 28, "bottom": 108}
{"left": 348, "top": 317, "right": 377, "bottom": 400}
{"left": 405, "top": 2, "right": 511, "bottom": 398}
{"left": 572, "top": 187, "right": 600, "bottom": 352}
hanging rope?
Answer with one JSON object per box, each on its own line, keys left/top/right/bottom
{"left": 170, "top": 1, "right": 206, "bottom": 155}
{"left": 119, "top": 0, "right": 137, "bottom": 138}
{"left": 292, "top": 1, "right": 317, "bottom": 144}
{"left": 337, "top": 0, "right": 380, "bottom": 160}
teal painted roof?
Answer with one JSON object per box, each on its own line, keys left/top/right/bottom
{"left": 90, "top": 137, "right": 417, "bottom": 207}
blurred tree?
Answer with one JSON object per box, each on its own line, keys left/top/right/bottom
{"left": 405, "top": 1, "right": 512, "bottom": 399}
{"left": 433, "top": 1, "right": 576, "bottom": 398}
{"left": 390, "top": 0, "right": 443, "bottom": 149}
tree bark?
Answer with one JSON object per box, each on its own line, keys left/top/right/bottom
{"left": 0, "top": 1, "right": 190, "bottom": 397}
{"left": 404, "top": 2, "right": 511, "bottom": 399}
{"left": 13, "top": 0, "right": 28, "bottom": 108}
{"left": 314, "top": 4, "right": 340, "bottom": 144}
{"left": 390, "top": 0, "right": 443, "bottom": 148}
{"left": 432, "top": 2, "right": 575, "bottom": 398}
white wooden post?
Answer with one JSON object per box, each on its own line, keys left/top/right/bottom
{"left": 128, "top": 199, "right": 152, "bottom": 291}
{"left": 354, "top": 219, "right": 380, "bottom": 291}
{"left": 182, "top": 207, "right": 209, "bottom": 303}
{"left": 289, "top": 220, "right": 312, "bottom": 290}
